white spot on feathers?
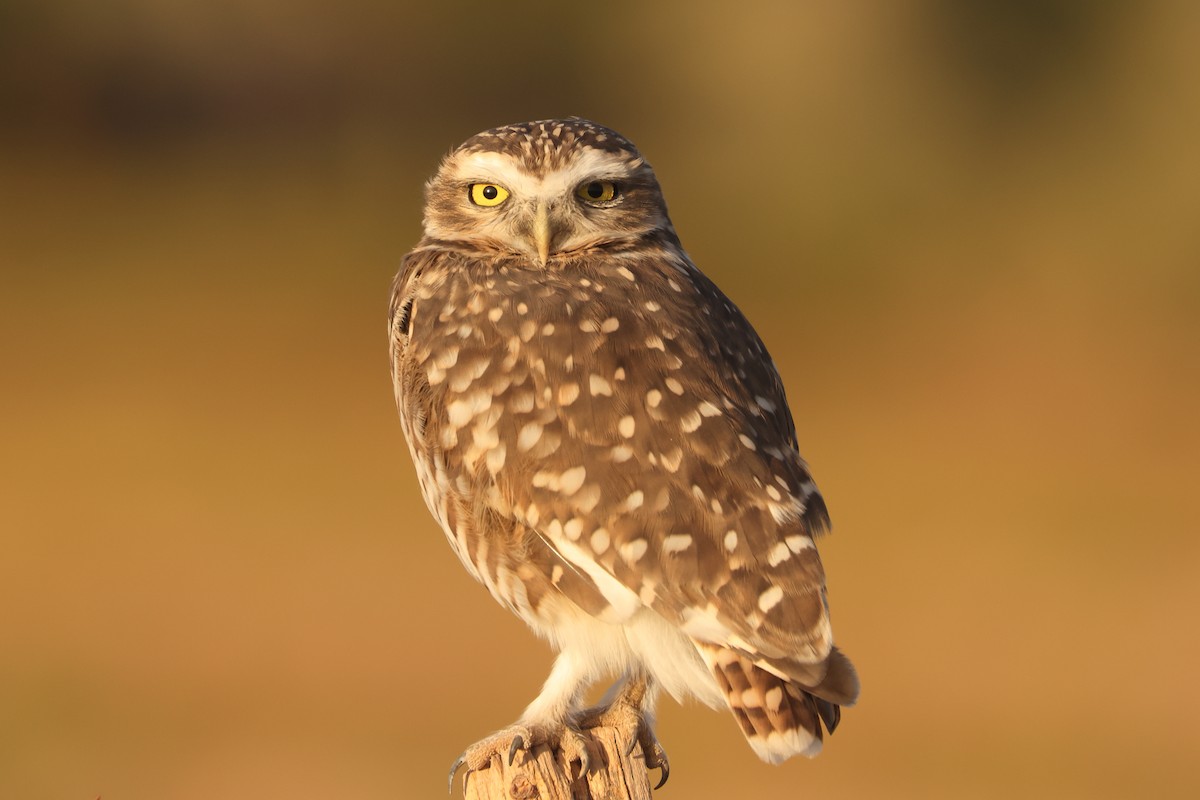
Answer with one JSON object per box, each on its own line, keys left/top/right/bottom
{"left": 559, "top": 466, "right": 587, "bottom": 495}
{"left": 518, "top": 422, "right": 543, "bottom": 451}
{"left": 619, "top": 538, "right": 648, "bottom": 562}
{"left": 563, "top": 518, "right": 584, "bottom": 540}
{"left": 663, "top": 534, "right": 693, "bottom": 553}
{"left": 610, "top": 444, "right": 634, "bottom": 462}
{"left": 618, "top": 416, "right": 636, "bottom": 438}
{"left": 758, "top": 586, "right": 784, "bottom": 613}
{"left": 590, "top": 528, "right": 610, "bottom": 554}
{"left": 558, "top": 382, "right": 580, "bottom": 405}
{"left": 786, "top": 535, "right": 813, "bottom": 553}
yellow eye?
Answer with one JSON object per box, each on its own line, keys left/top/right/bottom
{"left": 576, "top": 180, "right": 619, "bottom": 204}
{"left": 469, "top": 183, "right": 510, "bottom": 207}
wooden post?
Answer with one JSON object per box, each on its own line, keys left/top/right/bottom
{"left": 462, "top": 726, "right": 654, "bottom": 800}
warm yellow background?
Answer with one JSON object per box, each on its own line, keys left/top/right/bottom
{"left": 2, "top": 2, "right": 1197, "bottom": 798}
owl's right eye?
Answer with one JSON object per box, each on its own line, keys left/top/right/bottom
{"left": 469, "top": 183, "right": 510, "bottom": 207}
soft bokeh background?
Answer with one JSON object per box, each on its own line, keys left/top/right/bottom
{"left": 2, "top": 1, "right": 1198, "bottom": 798}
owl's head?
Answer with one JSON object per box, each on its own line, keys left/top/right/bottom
{"left": 420, "top": 119, "right": 673, "bottom": 266}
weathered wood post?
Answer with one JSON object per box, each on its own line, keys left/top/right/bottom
{"left": 461, "top": 726, "right": 655, "bottom": 800}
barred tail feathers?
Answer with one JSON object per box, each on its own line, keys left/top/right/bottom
{"left": 696, "top": 642, "right": 856, "bottom": 763}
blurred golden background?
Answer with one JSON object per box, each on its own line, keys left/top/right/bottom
{"left": 2, "top": 1, "right": 1197, "bottom": 798}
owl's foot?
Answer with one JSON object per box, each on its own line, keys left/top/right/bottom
{"left": 447, "top": 722, "right": 591, "bottom": 793}
{"left": 578, "top": 699, "right": 670, "bottom": 789}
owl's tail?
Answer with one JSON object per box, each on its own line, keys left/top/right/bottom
{"left": 695, "top": 643, "right": 858, "bottom": 763}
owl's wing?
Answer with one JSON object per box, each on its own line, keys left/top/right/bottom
{"left": 477, "top": 254, "right": 843, "bottom": 694}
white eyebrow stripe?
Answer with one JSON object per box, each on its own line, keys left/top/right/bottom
{"left": 452, "top": 150, "right": 635, "bottom": 201}
{"left": 542, "top": 149, "right": 634, "bottom": 196}
{"left": 453, "top": 153, "right": 536, "bottom": 196}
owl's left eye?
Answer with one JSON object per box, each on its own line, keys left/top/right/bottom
{"left": 469, "top": 183, "right": 510, "bottom": 207}
{"left": 576, "top": 180, "right": 619, "bottom": 204}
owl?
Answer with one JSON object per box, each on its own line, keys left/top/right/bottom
{"left": 389, "top": 119, "right": 858, "bottom": 789}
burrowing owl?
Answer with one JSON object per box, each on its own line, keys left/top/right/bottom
{"left": 389, "top": 119, "right": 858, "bottom": 789}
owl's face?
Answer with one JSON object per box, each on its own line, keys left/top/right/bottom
{"left": 421, "top": 119, "right": 673, "bottom": 266}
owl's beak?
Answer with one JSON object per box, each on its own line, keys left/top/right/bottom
{"left": 532, "top": 201, "right": 552, "bottom": 266}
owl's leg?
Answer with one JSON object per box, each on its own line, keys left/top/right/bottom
{"left": 578, "top": 672, "right": 670, "bottom": 788}
{"left": 448, "top": 650, "right": 593, "bottom": 792}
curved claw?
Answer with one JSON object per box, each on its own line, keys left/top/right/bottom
{"left": 653, "top": 758, "right": 670, "bottom": 790}
{"left": 447, "top": 756, "right": 465, "bottom": 795}
{"left": 575, "top": 743, "right": 592, "bottom": 779}
{"left": 623, "top": 732, "right": 669, "bottom": 789}
{"left": 507, "top": 734, "right": 525, "bottom": 766}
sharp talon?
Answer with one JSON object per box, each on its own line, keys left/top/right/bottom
{"left": 578, "top": 746, "right": 592, "bottom": 778}
{"left": 447, "top": 757, "right": 464, "bottom": 795}
{"left": 653, "top": 761, "right": 670, "bottom": 790}
{"left": 625, "top": 735, "right": 638, "bottom": 757}
{"left": 507, "top": 735, "right": 524, "bottom": 766}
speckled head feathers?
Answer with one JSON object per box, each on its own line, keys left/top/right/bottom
{"left": 454, "top": 118, "right": 645, "bottom": 175}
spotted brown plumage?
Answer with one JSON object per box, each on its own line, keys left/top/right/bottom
{"left": 389, "top": 119, "right": 858, "bottom": 785}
